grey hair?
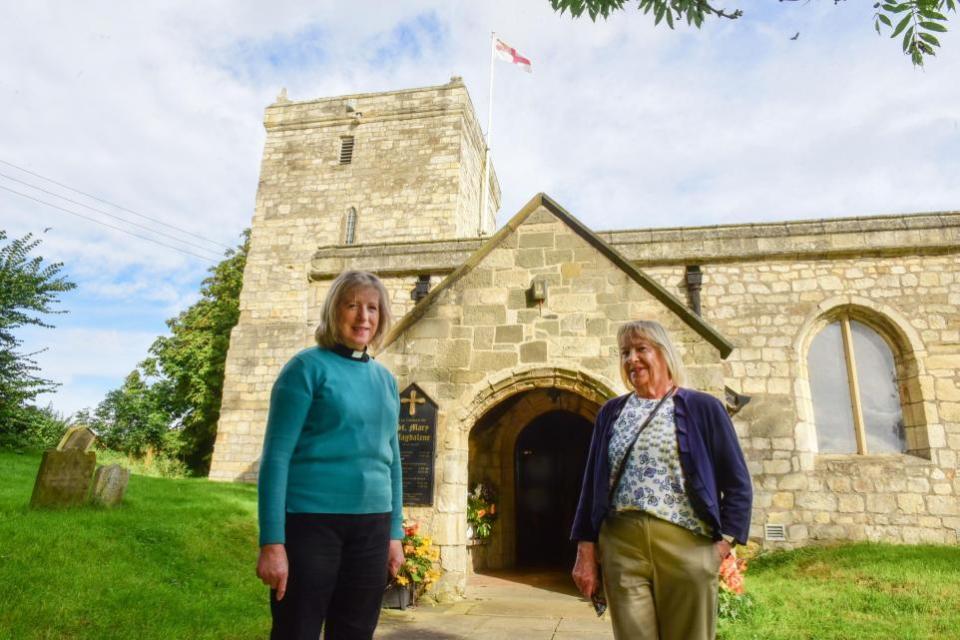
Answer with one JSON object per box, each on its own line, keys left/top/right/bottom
{"left": 315, "top": 271, "right": 392, "bottom": 350}
{"left": 616, "top": 320, "right": 687, "bottom": 389}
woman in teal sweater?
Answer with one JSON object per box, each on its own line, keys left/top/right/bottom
{"left": 256, "top": 270, "right": 404, "bottom": 640}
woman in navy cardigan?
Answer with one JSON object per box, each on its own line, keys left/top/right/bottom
{"left": 571, "top": 320, "right": 752, "bottom": 640}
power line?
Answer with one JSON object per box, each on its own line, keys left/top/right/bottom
{"left": 0, "top": 158, "right": 233, "bottom": 251}
{"left": 0, "top": 184, "right": 219, "bottom": 264}
{"left": 0, "top": 170, "right": 223, "bottom": 259}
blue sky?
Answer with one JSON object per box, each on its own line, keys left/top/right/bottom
{"left": 2, "top": 1, "right": 958, "bottom": 417}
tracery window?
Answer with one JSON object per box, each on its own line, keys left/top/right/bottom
{"left": 807, "top": 315, "right": 906, "bottom": 454}
{"left": 344, "top": 207, "right": 357, "bottom": 245}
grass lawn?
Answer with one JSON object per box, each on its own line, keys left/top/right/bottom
{"left": 718, "top": 541, "right": 960, "bottom": 640}
{"left": 2, "top": 450, "right": 958, "bottom": 639}
{"left": 0, "top": 450, "right": 269, "bottom": 639}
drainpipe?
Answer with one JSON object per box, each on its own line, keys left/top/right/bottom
{"left": 685, "top": 265, "right": 702, "bottom": 317}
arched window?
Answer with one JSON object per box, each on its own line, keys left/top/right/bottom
{"left": 807, "top": 316, "right": 906, "bottom": 454}
{"left": 344, "top": 207, "right": 357, "bottom": 245}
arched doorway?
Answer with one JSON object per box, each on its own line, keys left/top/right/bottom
{"left": 467, "top": 383, "right": 605, "bottom": 572}
{"left": 515, "top": 410, "right": 593, "bottom": 568}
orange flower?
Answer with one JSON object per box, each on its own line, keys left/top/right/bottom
{"left": 476, "top": 509, "right": 486, "bottom": 519}
{"left": 718, "top": 554, "right": 747, "bottom": 595}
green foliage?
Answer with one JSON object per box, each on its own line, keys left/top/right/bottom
{"left": 96, "top": 447, "right": 189, "bottom": 478}
{"left": 550, "top": 0, "right": 741, "bottom": 26}
{"left": 0, "top": 230, "right": 75, "bottom": 448}
{"left": 80, "top": 370, "right": 178, "bottom": 458}
{"left": 718, "top": 588, "right": 756, "bottom": 623}
{"left": 148, "top": 229, "right": 250, "bottom": 473}
{"left": 0, "top": 404, "right": 71, "bottom": 451}
{"left": 874, "top": 0, "right": 956, "bottom": 66}
{"left": 549, "top": 0, "right": 956, "bottom": 66}
{"left": 87, "top": 230, "right": 249, "bottom": 475}
{"left": 467, "top": 482, "right": 498, "bottom": 540}
{"left": 394, "top": 521, "right": 441, "bottom": 596}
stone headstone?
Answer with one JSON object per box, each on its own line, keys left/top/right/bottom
{"left": 30, "top": 449, "right": 96, "bottom": 508}
{"left": 57, "top": 426, "right": 96, "bottom": 452}
{"left": 91, "top": 464, "right": 129, "bottom": 507}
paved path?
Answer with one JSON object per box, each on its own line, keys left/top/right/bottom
{"left": 376, "top": 570, "right": 614, "bottom": 640}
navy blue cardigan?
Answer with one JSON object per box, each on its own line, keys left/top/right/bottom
{"left": 570, "top": 387, "right": 753, "bottom": 545}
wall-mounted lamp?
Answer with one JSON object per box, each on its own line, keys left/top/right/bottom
{"left": 527, "top": 278, "right": 548, "bottom": 316}
{"left": 411, "top": 275, "right": 431, "bottom": 302}
{"left": 528, "top": 278, "right": 548, "bottom": 304}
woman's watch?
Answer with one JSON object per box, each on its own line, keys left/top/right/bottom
{"left": 721, "top": 534, "right": 737, "bottom": 547}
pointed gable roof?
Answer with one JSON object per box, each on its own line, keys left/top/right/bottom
{"left": 381, "top": 193, "right": 734, "bottom": 358}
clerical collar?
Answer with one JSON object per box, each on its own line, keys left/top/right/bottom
{"left": 330, "top": 343, "right": 370, "bottom": 362}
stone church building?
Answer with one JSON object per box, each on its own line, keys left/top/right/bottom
{"left": 209, "top": 78, "right": 960, "bottom": 595}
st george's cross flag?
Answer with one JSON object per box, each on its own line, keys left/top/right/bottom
{"left": 494, "top": 38, "right": 532, "bottom": 73}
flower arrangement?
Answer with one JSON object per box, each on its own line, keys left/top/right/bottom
{"left": 467, "top": 482, "right": 498, "bottom": 540}
{"left": 718, "top": 549, "right": 756, "bottom": 621}
{"left": 393, "top": 521, "right": 441, "bottom": 601}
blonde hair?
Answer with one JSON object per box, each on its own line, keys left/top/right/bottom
{"left": 616, "top": 320, "right": 687, "bottom": 389}
{"left": 315, "top": 271, "right": 392, "bottom": 350}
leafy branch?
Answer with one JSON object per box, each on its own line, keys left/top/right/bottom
{"left": 875, "top": 1, "right": 955, "bottom": 66}
{"left": 549, "top": 0, "right": 956, "bottom": 65}
{"left": 550, "top": 0, "right": 742, "bottom": 28}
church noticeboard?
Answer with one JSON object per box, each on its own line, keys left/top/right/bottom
{"left": 398, "top": 383, "right": 437, "bottom": 507}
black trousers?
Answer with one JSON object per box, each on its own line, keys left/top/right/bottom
{"left": 270, "top": 512, "right": 391, "bottom": 640}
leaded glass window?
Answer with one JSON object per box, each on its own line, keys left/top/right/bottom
{"left": 807, "top": 317, "right": 906, "bottom": 454}
{"left": 344, "top": 207, "right": 357, "bottom": 245}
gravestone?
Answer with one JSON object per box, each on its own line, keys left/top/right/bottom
{"left": 57, "top": 426, "right": 96, "bottom": 452}
{"left": 30, "top": 450, "right": 96, "bottom": 508}
{"left": 398, "top": 383, "right": 438, "bottom": 506}
{"left": 91, "top": 464, "right": 129, "bottom": 507}
{"left": 30, "top": 425, "right": 98, "bottom": 508}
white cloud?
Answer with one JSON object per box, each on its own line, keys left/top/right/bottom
{"left": 20, "top": 327, "right": 160, "bottom": 415}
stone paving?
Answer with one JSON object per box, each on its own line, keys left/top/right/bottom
{"left": 376, "top": 570, "right": 614, "bottom": 640}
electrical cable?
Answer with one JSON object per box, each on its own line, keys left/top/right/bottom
{"left": 0, "top": 158, "right": 233, "bottom": 250}
{"left": 0, "top": 170, "right": 223, "bottom": 259}
{"left": 0, "top": 184, "right": 218, "bottom": 264}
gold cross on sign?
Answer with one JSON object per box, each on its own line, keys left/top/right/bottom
{"left": 401, "top": 389, "right": 426, "bottom": 416}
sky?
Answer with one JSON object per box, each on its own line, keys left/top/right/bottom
{"left": 2, "top": 1, "right": 959, "bottom": 417}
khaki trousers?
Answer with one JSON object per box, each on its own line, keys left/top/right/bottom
{"left": 599, "top": 511, "right": 720, "bottom": 640}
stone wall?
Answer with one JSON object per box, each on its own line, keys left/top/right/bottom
{"left": 609, "top": 215, "right": 960, "bottom": 547}
{"left": 374, "top": 204, "right": 727, "bottom": 594}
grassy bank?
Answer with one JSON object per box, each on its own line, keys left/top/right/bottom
{"left": 0, "top": 451, "right": 268, "bottom": 639}
{"left": 2, "top": 450, "right": 958, "bottom": 639}
{"left": 718, "top": 541, "right": 960, "bottom": 640}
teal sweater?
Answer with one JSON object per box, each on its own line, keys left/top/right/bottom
{"left": 257, "top": 346, "right": 403, "bottom": 545}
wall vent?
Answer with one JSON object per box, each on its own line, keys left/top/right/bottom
{"left": 764, "top": 524, "right": 787, "bottom": 541}
{"left": 339, "top": 136, "right": 355, "bottom": 164}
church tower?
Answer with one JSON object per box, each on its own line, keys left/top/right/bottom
{"left": 210, "top": 78, "right": 500, "bottom": 480}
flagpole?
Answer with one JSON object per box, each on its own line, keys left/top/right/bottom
{"left": 480, "top": 31, "right": 495, "bottom": 236}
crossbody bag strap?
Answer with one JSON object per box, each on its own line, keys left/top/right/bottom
{"left": 607, "top": 386, "right": 677, "bottom": 504}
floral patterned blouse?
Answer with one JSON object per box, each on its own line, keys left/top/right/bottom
{"left": 608, "top": 393, "right": 711, "bottom": 538}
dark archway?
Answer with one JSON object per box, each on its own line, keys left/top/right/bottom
{"left": 514, "top": 410, "right": 593, "bottom": 568}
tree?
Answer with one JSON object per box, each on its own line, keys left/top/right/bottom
{"left": 85, "top": 368, "right": 177, "bottom": 458}
{"left": 0, "top": 230, "right": 75, "bottom": 447}
{"left": 148, "top": 229, "right": 250, "bottom": 473}
{"left": 549, "top": 0, "right": 956, "bottom": 66}
{"left": 89, "top": 230, "right": 250, "bottom": 473}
